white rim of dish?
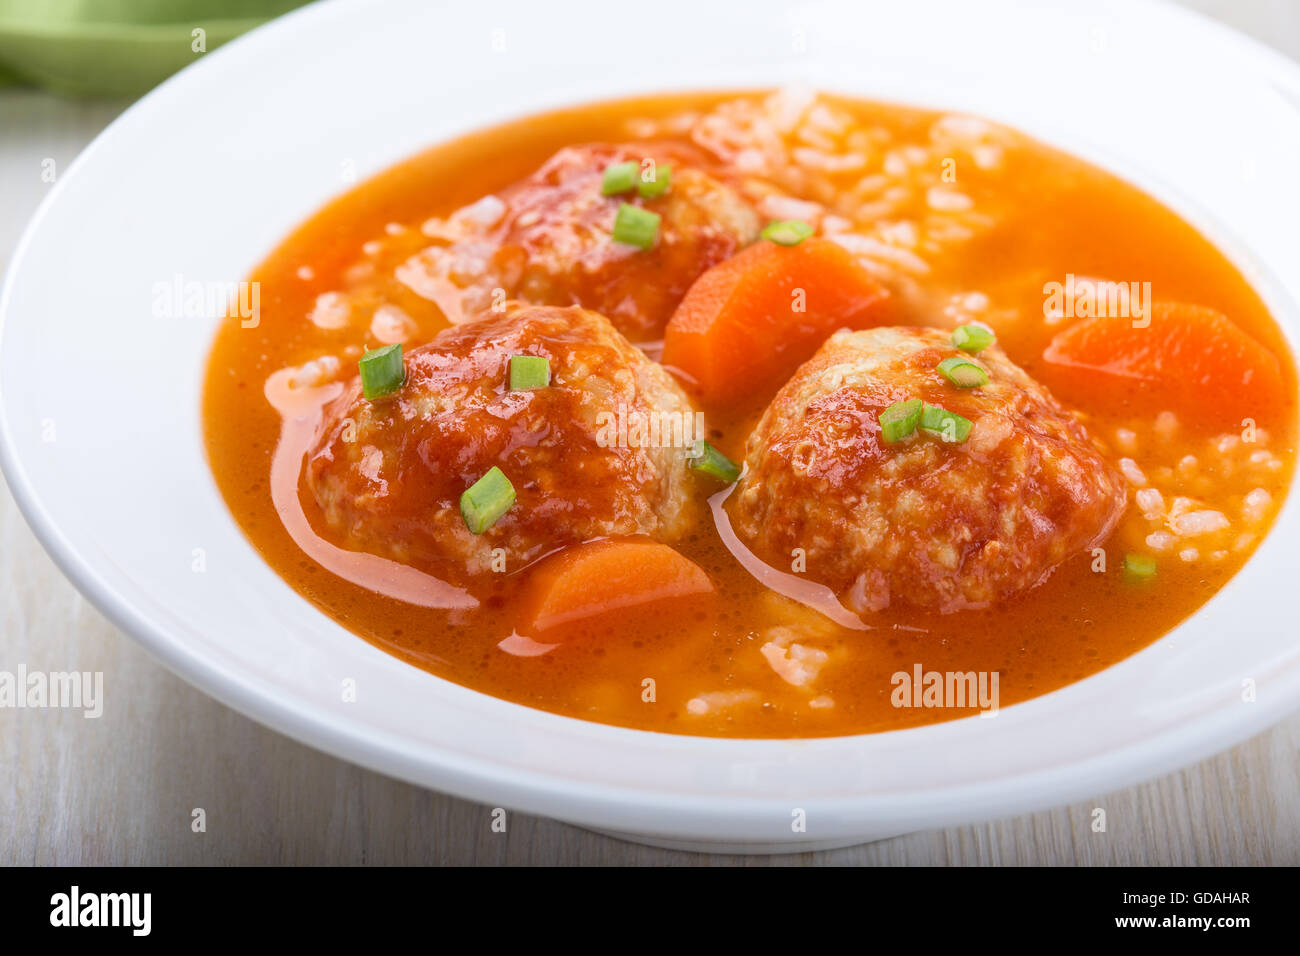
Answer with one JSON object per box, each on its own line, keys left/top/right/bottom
{"left": 2, "top": 0, "right": 1299, "bottom": 843}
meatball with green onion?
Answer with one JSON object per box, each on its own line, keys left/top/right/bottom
{"left": 732, "top": 327, "right": 1127, "bottom": 614}
{"left": 306, "top": 304, "right": 702, "bottom": 580}
{"left": 395, "top": 143, "right": 760, "bottom": 339}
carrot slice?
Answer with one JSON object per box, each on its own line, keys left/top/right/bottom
{"left": 523, "top": 538, "right": 714, "bottom": 635}
{"left": 1041, "top": 301, "right": 1288, "bottom": 428}
{"left": 662, "top": 237, "right": 888, "bottom": 404}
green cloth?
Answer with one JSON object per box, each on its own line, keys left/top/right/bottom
{"left": 0, "top": 0, "right": 311, "bottom": 98}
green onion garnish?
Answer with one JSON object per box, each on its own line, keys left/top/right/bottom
{"left": 358, "top": 343, "right": 405, "bottom": 400}
{"left": 936, "top": 356, "right": 989, "bottom": 388}
{"left": 688, "top": 441, "right": 741, "bottom": 483}
{"left": 508, "top": 354, "right": 550, "bottom": 390}
{"left": 951, "top": 324, "right": 995, "bottom": 353}
{"left": 1123, "top": 553, "right": 1157, "bottom": 582}
{"left": 761, "top": 220, "right": 815, "bottom": 246}
{"left": 879, "top": 398, "right": 923, "bottom": 443}
{"left": 460, "top": 466, "right": 516, "bottom": 534}
{"left": 612, "top": 203, "right": 660, "bottom": 249}
{"left": 920, "top": 403, "right": 973, "bottom": 443}
{"left": 637, "top": 164, "right": 671, "bottom": 199}
{"left": 601, "top": 161, "right": 639, "bottom": 196}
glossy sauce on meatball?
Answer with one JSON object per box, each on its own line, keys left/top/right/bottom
{"left": 396, "top": 142, "right": 760, "bottom": 339}
{"left": 733, "top": 327, "right": 1128, "bottom": 612}
{"left": 306, "top": 304, "right": 701, "bottom": 582}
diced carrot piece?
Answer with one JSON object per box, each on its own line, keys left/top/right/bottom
{"left": 1041, "top": 302, "right": 1288, "bottom": 428}
{"left": 523, "top": 538, "right": 714, "bottom": 634}
{"left": 662, "top": 237, "right": 889, "bottom": 404}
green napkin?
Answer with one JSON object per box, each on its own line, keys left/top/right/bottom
{"left": 0, "top": 0, "right": 312, "bottom": 98}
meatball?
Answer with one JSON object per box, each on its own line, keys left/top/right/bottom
{"left": 395, "top": 143, "right": 760, "bottom": 339}
{"left": 732, "top": 327, "right": 1126, "bottom": 613}
{"left": 306, "top": 304, "right": 701, "bottom": 579}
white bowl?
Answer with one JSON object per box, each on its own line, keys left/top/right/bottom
{"left": 3, "top": 0, "right": 1299, "bottom": 852}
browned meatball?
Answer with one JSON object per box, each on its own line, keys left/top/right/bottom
{"left": 306, "top": 304, "right": 701, "bottom": 579}
{"left": 395, "top": 143, "right": 760, "bottom": 339}
{"left": 732, "top": 327, "right": 1126, "bottom": 613}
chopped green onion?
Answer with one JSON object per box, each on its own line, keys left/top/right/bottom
{"left": 920, "top": 403, "right": 973, "bottom": 443}
{"left": 460, "top": 466, "right": 516, "bottom": 534}
{"left": 508, "top": 354, "right": 550, "bottom": 390}
{"left": 637, "top": 164, "right": 671, "bottom": 199}
{"left": 688, "top": 440, "right": 741, "bottom": 483}
{"left": 937, "top": 356, "right": 989, "bottom": 388}
{"left": 612, "top": 203, "right": 660, "bottom": 249}
{"left": 358, "top": 344, "right": 405, "bottom": 400}
{"left": 601, "top": 161, "right": 639, "bottom": 196}
{"left": 951, "top": 324, "right": 995, "bottom": 353}
{"left": 761, "top": 220, "right": 815, "bottom": 246}
{"left": 879, "top": 398, "right": 923, "bottom": 443}
{"left": 1123, "top": 553, "right": 1157, "bottom": 582}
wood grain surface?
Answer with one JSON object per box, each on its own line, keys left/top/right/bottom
{"left": 1, "top": 0, "right": 1297, "bottom": 865}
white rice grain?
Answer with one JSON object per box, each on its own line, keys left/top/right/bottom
{"left": 370, "top": 304, "right": 418, "bottom": 345}
{"left": 760, "top": 635, "right": 830, "bottom": 688}
{"left": 1118, "top": 458, "right": 1147, "bottom": 487}
{"left": 733, "top": 147, "right": 767, "bottom": 172}
{"left": 877, "top": 220, "right": 920, "bottom": 248}
{"left": 1242, "top": 488, "right": 1272, "bottom": 524}
{"left": 932, "top": 114, "right": 995, "bottom": 141}
{"left": 1146, "top": 531, "right": 1176, "bottom": 552}
{"left": 459, "top": 194, "right": 506, "bottom": 227}
{"left": 768, "top": 86, "right": 817, "bottom": 132}
{"left": 926, "top": 187, "right": 974, "bottom": 212}
{"left": 972, "top": 144, "right": 1004, "bottom": 170}
{"left": 830, "top": 233, "right": 931, "bottom": 274}
{"left": 882, "top": 151, "right": 908, "bottom": 177}
{"left": 792, "top": 146, "right": 867, "bottom": 172}
{"left": 1155, "top": 411, "right": 1179, "bottom": 439}
{"left": 759, "top": 194, "right": 824, "bottom": 223}
{"left": 1135, "top": 488, "right": 1165, "bottom": 519}
{"left": 685, "top": 690, "right": 759, "bottom": 716}
{"left": 1170, "top": 509, "right": 1230, "bottom": 537}
{"left": 284, "top": 355, "right": 340, "bottom": 390}
{"left": 308, "top": 291, "right": 350, "bottom": 330}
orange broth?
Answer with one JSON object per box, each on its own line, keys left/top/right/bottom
{"left": 202, "top": 92, "right": 1297, "bottom": 737}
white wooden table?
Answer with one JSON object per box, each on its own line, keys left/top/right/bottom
{"left": 2, "top": 0, "right": 1297, "bottom": 865}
